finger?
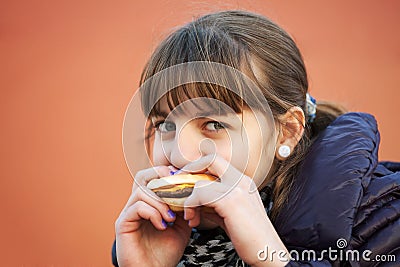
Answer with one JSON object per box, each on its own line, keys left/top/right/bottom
{"left": 183, "top": 207, "right": 195, "bottom": 221}
{"left": 184, "top": 207, "right": 200, "bottom": 227}
{"left": 125, "top": 185, "right": 176, "bottom": 222}
{"left": 118, "top": 201, "right": 167, "bottom": 232}
{"left": 185, "top": 180, "right": 230, "bottom": 209}
{"left": 126, "top": 165, "right": 171, "bottom": 208}
{"left": 182, "top": 154, "right": 251, "bottom": 189}
{"left": 133, "top": 166, "right": 171, "bottom": 187}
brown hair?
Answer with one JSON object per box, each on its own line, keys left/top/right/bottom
{"left": 139, "top": 10, "right": 346, "bottom": 221}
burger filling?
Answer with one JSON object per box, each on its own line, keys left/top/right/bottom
{"left": 154, "top": 186, "right": 194, "bottom": 198}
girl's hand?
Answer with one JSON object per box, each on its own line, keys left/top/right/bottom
{"left": 183, "top": 154, "right": 289, "bottom": 267}
{"left": 115, "top": 166, "right": 192, "bottom": 267}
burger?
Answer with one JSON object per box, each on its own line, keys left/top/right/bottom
{"left": 147, "top": 173, "right": 218, "bottom": 212}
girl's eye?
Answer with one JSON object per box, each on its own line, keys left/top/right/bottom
{"left": 204, "top": 121, "right": 225, "bottom": 132}
{"left": 155, "top": 121, "right": 176, "bottom": 132}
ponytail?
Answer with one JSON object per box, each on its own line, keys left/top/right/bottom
{"left": 309, "top": 101, "right": 347, "bottom": 138}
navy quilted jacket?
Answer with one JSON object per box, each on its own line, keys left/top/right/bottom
{"left": 112, "top": 112, "right": 400, "bottom": 266}
{"left": 279, "top": 112, "right": 400, "bottom": 266}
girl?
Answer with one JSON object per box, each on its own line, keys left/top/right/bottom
{"left": 113, "top": 10, "right": 400, "bottom": 266}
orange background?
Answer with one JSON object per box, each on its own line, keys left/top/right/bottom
{"left": 1, "top": 0, "right": 399, "bottom": 266}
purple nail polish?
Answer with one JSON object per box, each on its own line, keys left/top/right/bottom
{"left": 168, "top": 210, "right": 176, "bottom": 218}
{"left": 161, "top": 219, "right": 167, "bottom": 228}
{"left": 168, "top": 166, "right": 179, "bottom": 175}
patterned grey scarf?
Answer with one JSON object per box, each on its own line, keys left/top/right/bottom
{"left": 177, "top": 184, "right": 274, "bottom": 267}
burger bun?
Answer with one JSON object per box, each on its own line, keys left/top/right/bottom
{"left": 147, "top": 173, "right": 217, "bottom": 212}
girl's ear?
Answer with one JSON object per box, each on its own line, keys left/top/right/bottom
{"left": 275, "top": 106, "right": 305, "bottom": 160}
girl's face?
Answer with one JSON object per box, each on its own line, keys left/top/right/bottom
{"left": 150, "top": 96, "right": 276, "bottom": 188}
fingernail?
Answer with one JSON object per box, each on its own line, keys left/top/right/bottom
{"left": 161, "top": 219, "right": 167, "bottom": 229}
{"left": 168, "top": 166, "right": 180, "bottom": 176}
{"left": 174, "top": 169, "right": 183, "bottom": 175}
{"left": 167, "top": 210, "right": 176, "bottom": 218}
{"left": 169, "top": 169, "right": 182, "bottom": 176}
{"left": 168, "top": 165, "right": 178, "bottom": 171}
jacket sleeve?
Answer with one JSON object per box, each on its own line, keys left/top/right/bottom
{"left": 112, "top": 239, "right": 119, "bottom": 267}
{"left": 350, "top": 163, "right": 400, "bottom": 266}
{"left": 284, "top": 260, "right": 332, "bottom": 266}
{"left": 283, "top": 164, "right": 400, "bottom": 267}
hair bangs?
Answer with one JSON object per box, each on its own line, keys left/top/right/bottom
{"left": 149, "top": 82, "right": 244, "bottom": 118}
{"left": 139, "top": 17, "right": 255, "bottom": 118}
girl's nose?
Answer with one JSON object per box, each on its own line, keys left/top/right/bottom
{"left": 169, "top": 123, "right": 201, "bottom": 168}
{"left": 169, "top": 123, "right": 215, "bottom": 169}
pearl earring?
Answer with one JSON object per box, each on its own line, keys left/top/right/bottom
{"left": 278, "top": 145, "right": 291, "bottom": 158}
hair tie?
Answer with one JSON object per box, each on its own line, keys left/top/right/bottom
{"left": 306, "top": 93, "right": 317, "bottom": 123}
